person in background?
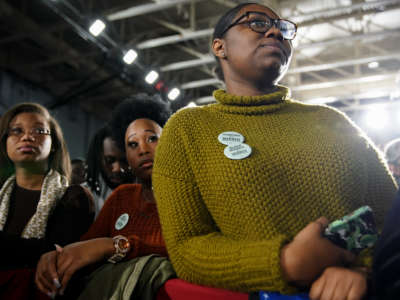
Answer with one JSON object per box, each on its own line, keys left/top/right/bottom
{"left": 70, "top": 158, "right": 86, "bottom": 185}
{"left": 384, "top": 138, "right": 400, "bottom": 185}
{"left": 152, "top": 2, "right": 396, "bottom": 300}
{"left": 0, "top": 103, "right": 93, "bottom": 299}
{"left": 36, "top": 94, "right": 174, "bottom": 299}
{"left": 83, "top": 126, "right": 132, "bottom": 218}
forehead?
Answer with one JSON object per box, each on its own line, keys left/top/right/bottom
{"left": 236, "top": 4, "right": 279, "bottom": 19}
{"left": 125, "top": 118, "right": 161, "bottom": 137}
{"left": 103, "top": 137, "right": 123, "bottom": 156}
{"left": 10, "top": 112, "right": 47, "bottom": 125}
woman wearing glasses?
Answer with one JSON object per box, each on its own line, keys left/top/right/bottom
{"left": 0, "top": 103, "right": 93, "bottom": 298}
{"left": 153, "top": 2, "right": 396, "bottom": 299}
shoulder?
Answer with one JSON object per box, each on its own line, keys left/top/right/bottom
{"left": 64, "top": 184, "right": 92, "bottom": 198}
{"left": 58, "top": 185, "right": 93, "bottom": 210}
{"left": 287, "top": 99, "right": 356, "bottom": 125}
{"left": 164, "top": 107, "right": 210, "bottom": 131}
{"left": 106, "top": 184, "right": 140, "bottom": 201}
{"left": 160, "top": 107, "right": 212, "bottom": 145}
{"left": 113, "top": 183, "right": 140, "bottom": 193}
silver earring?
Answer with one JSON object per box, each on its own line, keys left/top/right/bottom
{"left": 221, "top": 52, "right": 226, "bottom": 58}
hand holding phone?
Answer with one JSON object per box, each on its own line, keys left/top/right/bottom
{"left": 323, "top": 206, "right": 378, "bottom": 254}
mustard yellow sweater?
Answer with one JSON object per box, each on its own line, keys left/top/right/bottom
{"left": 153, "top": 86, "right": 396, "bottom": 293}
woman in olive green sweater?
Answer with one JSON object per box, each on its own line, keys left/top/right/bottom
{"left": 153, "top": 2, "right": 397, "bottom": 299}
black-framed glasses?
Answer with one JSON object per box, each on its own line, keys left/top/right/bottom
{"left": 7, "top": 127, "right": 51, "bottom": 138}
{"left": 221, "top": 11, "right": 297, "bottom": 40}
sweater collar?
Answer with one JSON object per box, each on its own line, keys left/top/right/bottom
{"left": 212, "top": 85, "right": 290, "bottom": 115}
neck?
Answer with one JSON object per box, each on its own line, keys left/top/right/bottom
{"left": 140, "top": 179, "right": 152, "bottom": 190}
{"left": 225, "top": 77, "right": 277, "bottom": 96}
{"left": 139, "top": 177, "right": 155, "bottom": 202}
{"left": 15, "top": 166, "right": 47, "bottom": 190}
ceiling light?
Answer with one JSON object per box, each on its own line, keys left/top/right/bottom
{"left": 89, "top": 19, "right": 106, "bottom": 36}
{"left": 364, "top": 106, "right": 388, "bottom": 130}
{"left": 185, "top": 102, "right": 197, "bottom": 108}
{"left": 123, "top": 49, "right": 138, "bottom": 64}
{"left": 167, "top": 88, "right": 180, "bottom": 101}
{"left": 307, "top": 97, "right": 337, "bottom": 105}
{"left": 145, "top": 70, "right": 159, "bottom": 84}
{"left": 368, "top": 61, "right": 379, "bottom": 69}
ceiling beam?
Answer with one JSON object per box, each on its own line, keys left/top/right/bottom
{"left": 137, "top": 28, "right": 213, "bottom": 49}
{"left": 289, "top": 53, "right": 400, "bottom": 74}
{"left": 161, "top": 56, "right": 215, "bottom": 72}
{"left": 181, "top": 78, "right": 223, "bottom": 89}
{"left": 107, "top": 0, "right": 206, "bottom": 21}
{"left": 290, "top": 0, "right": 400, "bottom": 26}
{"left": 135, "top": 1, "right": 400, "bottom": 50}
{"left": 0, "top": 1, "right": 128, "bottom": 109}
{"left": 291, "top": 72, "right": 398, "bottom": 92}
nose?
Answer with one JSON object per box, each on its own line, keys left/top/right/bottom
{"left": 138, "top": 142, "right": 150, "bottom": 156}
{"left": 21, "top": 130, "right": 35, "bottom": 141}
{"left": 265, "top": 25, "right": 283, "bottom": 41}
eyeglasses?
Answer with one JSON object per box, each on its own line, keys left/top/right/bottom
{"left": 221, "top": 11, "right": 297, "bottom": 40}
{"left": 7, "top": 127, "right": 51, "bottom": 138}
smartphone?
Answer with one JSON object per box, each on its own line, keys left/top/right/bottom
{"left": 323, "top": 206, "right": 378, "bottom": 254}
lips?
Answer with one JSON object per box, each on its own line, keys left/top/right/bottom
{"left": 139, "top": 159, "right": 153, "bottom": 168}
{"left": 259, "top": 42, "right": 288, "bottom": 61}
{"left": 17, "top": 145, "right": 37, "bottom": 153}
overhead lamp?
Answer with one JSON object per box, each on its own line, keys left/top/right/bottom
{"left": 307, "top": 97, "right": 337, "bottom": 105}
{"left": 167, "top": 88, "right": 180, "bottom": 101}
{"left": 185, "top": 102, "right": 197, "bottom": 108}
{"left": 145, "top": 70, "right": 159, "bottom": 84}
{"left": 89, "top": 19, "right": 106, "bottom": 36}
{"left": 123, "top": 49, "right": 138, "bottom": 64}
{"left": 364, "top": 106, "right": 388, "bottom": 130}
{"left": 368, "top": 61, "right": 379, "bottom": 69}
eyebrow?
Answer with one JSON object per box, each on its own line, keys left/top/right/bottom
{"left": 127, "top": 129, "right": 157, "bottom": 140}
{"left": 10, "top": 121, "right": 46, "bottom": 127}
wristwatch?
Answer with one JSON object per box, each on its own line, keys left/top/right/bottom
{"left": 108, "top": 235, "right": 131, "bottom": 263}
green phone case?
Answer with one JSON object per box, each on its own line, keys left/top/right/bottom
{"left": 323, "top": 206, "right": 378, "bottom": 253}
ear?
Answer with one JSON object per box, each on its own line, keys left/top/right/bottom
{"left": 212, "top": 38, "right": 226, "bottom": 59}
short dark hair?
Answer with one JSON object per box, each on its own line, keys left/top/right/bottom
{"left": 85, "top": 126, "right": 113, "bottom": 194}
{"left": 109, "top": 93, "right": 171, "bottom": 151}
{"left": 212, "top": 2, "right": 258, "bottom": 81}
{"left": 0, "top": 102, "right": 70, "bottom": 185}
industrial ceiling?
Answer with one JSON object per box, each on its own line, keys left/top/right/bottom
{"left": 1, "top": 0, "right": 399, "bottom": 120}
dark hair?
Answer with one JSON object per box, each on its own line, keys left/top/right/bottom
{"left": 0, "top": 102, "right": 71, "bottom": 185}
{"left": 85, "top": 126, "right": 113, "bottom": 194}
{"left": 212, "top": 2, "right": 259, "bottom": 81}
{"left": 109, "top": 93, "right": 171, "bottom": 151}
{"left": 71, "top": 158, "right": 85, "bottom": 164}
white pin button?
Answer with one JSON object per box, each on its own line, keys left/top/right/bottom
{"left": 218, "top": 131, "right": 244, "bottom": 146}
{"left": 224, "top": 143, "right": 252, "bottom": 160}
{"left": 115, "top": 213, "right": 129, "bottom": 230}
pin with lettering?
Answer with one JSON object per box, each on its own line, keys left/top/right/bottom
{"left": 224, "top": 143, "right": 252, "bottom": 160}
{"left": 115, "top": 213, "right": 129, "bottom": 230}
{"left": 218, "top": 131, "right": 244, "bottom": 146}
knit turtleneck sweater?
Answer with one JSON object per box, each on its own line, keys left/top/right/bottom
{"left": 153, "top": 86, "right": 396, "bottom": 293}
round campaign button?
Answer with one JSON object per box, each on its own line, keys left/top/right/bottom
{"left": 218, "top": 131, "right": 245, "bottom": 146}
{"left": 115, "top": 213, "right": 129, "bottom": 230}
{"left": 224, "top": 143, "right": 252, "bottom": 160}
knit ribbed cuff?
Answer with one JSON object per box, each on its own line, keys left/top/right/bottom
{"left": 237, "top": 235, "right": 297, "bottom": 294}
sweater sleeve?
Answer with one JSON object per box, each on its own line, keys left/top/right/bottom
{"left": 319, "top": 106, "right": 397, "bottom": 269}
{"left": 80, "top": 188, "right": 116, "bottom": 241}
{"left": 0, "top": 185, "right": 94, "bottom": 269}
{"left": 153, "top": 112, "right": 294, "bottom": 293}
{"left": 81, "top": 185, "right": 167, "bottom": 260}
